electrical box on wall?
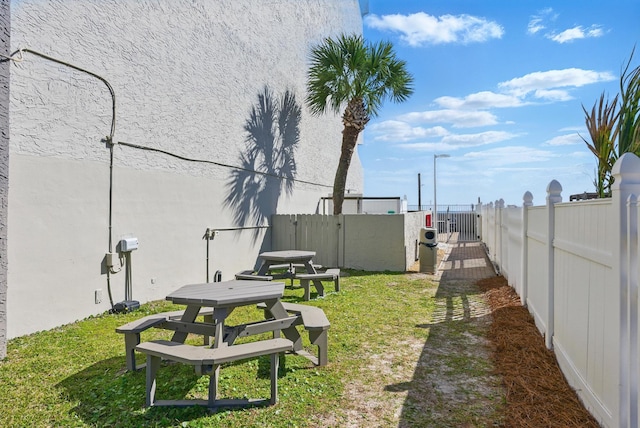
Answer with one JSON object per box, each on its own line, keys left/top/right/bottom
{"left": 120, "top": 237, "right": 138, "bottom": 252}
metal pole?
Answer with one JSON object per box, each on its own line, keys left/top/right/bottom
{"left": 418, "top": 173, "right": 422, "bottom": 210}
{"left": 433, "top": 156, "right": 437, "bottom": 235}
{"left": 434, "top": 154, "right": 450, "bottom": 240}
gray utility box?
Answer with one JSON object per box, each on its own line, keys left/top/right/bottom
{"left": 419, "top": 227, "right": 437, "bottom": 274}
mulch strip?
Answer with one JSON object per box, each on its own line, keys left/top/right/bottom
{"left": 476, "top": 276, "right": 600, "bottom": 428}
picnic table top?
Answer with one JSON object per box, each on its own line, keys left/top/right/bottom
{"left": 258, "top": 250, "right": 316, "bottom": 263}
{"left": 166, "top": 280, "right": 285, "bottom": 307}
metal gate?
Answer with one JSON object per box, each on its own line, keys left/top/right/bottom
{"left": 436, "top": 204, "right": 480, "bottom": 243}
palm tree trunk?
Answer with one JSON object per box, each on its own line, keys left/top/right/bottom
{"left": 332, "top": 124, "right": 360, "bottom": 215}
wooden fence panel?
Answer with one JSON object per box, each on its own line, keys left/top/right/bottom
{"left": 271, "top": 214, "right": 296, "bottom": 250}
{"left": 294, "top": 214, "right": 340, "bottom": 268}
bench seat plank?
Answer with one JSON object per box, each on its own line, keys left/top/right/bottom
{"left": 267, "top": 263, "right": 323, "bottom": 271}
{"left": 136, "top": 338, "right": 293, "bottom": 365}
{"left": 257, "top": 302, "right": 330, "bottom": 366}
{"left": 116, "top": 308, "right": 214, "bottom": 372}
{"left": 295, "top": 268, "right": 341, "bottom": 300}
{"left": 235, "top": 270, "right": 273, "bottom": 281}
{"left": 136, "top": 338, "right": 293, "bottom": 408}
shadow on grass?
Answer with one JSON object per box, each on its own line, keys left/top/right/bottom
{"left": 57, "top": 354, "right": 288, "bottom": 426}
{"left": 56, "top": 356, "right": 207, "bottom": 426}
{"left": 386, "top": 243, "right": 504, "bottom": 427}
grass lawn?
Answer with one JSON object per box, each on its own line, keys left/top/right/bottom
{"left": 0, "top": 270, "right": 504, "bottom": 427}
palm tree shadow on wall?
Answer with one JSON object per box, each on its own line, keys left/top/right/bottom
{"left": 224, "top": 86, "right": 300, "bottom": 242}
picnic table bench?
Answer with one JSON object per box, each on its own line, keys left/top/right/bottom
{"left": 266, "top": 262, "right": 323, "bottom": 274}
{"left": 234, "top": 270, "right": 273, "bottom": 281}
{"left": 136, "top": 337, "right": 293, "bottom": 408}
{"left": 295, "top": 268, "right": 341, "bottom": 300}
{"left": 116, "top": 308, "right": 214, "bottom": 371}
{"left": 257, "top": 301, "right": 330, "bottom": 366}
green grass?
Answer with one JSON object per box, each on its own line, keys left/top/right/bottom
{"left": 0, "top": 271, "right": 504, "bottom": 427}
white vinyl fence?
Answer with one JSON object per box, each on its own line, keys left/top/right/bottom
{"left": 480, "top": 153, "right": 640, "bottom": 428}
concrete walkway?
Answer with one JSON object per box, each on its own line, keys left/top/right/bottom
{"left": 438, "top": 241, "right": 496, "bottom": 281}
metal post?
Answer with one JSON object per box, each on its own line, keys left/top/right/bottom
{"left": 418, "top": 173, "right": 422, "bottom": 210}
{"left": 434, "top": 154, "right": 450, "bottom": 239}
{"left": 433, "top": 157, "right": 437, "bottom": 234}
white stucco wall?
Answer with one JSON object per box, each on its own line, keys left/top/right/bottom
{"left": 7, "top": 0, "right": 364, "bottom": 338}
{"left": 0, "top": 1, "right": 10, "bottom": 359}
{"left": 340, "top": 212, "right": 424, "bottom": 271}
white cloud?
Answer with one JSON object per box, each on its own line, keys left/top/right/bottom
{"left": 526, "top": 8, "right": 606, "bottom": 43}
{"left": 569, "top": 151, "right": 591, "bottom": 159}
{"left": 559, "top": 126, "right": 583, "bottom": 132}
{"left": 399, "top": 109, "right": 499, "bottom": 127}
{"left": 549, "top": 25, "right": 605, "bottom": 43}
{"left": 435, "top": 91, "right": 525, "bottom": 109}
{"left": 463, "top": 146, "right": 556, "bottom": 166}
{"left": 498, "top": 68, "right": 616, "bottom": 98}
{"left": 527, "top": 8, "right": 556, "bottom": 35}
{"left": 533, "top": 89, "right": 573, "bottom": 102}
{"left": 369, "top": 120, "right": 449, "bottom": 142}
{"left": 365, "top": 169, "right": 416, "bottom": 185}
{"left": 364, "top": 12, "right": 504, "bottom": 46}
{"left": 545, "top": 133, "right": 583, "bottom": 146}
{"left": 441, "top": 130, "right": 518, "bottom": 147}
{"left": 527, "top": 18, "right": 544, "bottom": 35}
{"left": 394, "top": 141, "right": 453, "bottom": 152}
{"left": 397, "top": 130, "right": 517, "bottom": 151}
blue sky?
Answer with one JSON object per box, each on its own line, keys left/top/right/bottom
{"left": 360, "top": 0, "right": 640, "bottom": 207}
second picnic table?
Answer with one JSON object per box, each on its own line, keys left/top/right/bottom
{"left": 256, "top": 250, "right": 319, "bottom": 277}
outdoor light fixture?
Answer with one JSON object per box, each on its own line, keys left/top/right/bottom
{"left": 433, "top": 153, "right": 450, "bottom": 241}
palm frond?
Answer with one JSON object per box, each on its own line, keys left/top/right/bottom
{"left": 306, "top": 33, "right": 413, "bottom": 120}
{"left": 619, "top": 46, "right": 640, "bottom": 156}
{"left": 581, "top": 92, "right": 618, "bottom": 197}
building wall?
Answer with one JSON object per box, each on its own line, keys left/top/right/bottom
{"left": 0, "top": 0, "right": 9, "bottom": 358}
{"left": 6, "top": 0, "right": 364, "bottom": 338}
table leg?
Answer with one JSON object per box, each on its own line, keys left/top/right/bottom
{"left": 256, "top": 261, "right": 272, "bottom": 276}
{"left": 288, "top": 263, "right": 294, "bottom": 286}
{"left": 303, "top": 260, "right": 317, "bottom": 274}
{"left": 303, "top": 260, "right": 323, "bottom": 293}
{"left": 212, "top": 308, "right": 229, "bottom": 348}
{"left": 208, "top": 366, "right": 220, "bottom": 406}
{"left": 263, "top": 299, "right": 303, "bottom": 352}
{"left": 171, "top": 305, "right": 202, "bottom": 343}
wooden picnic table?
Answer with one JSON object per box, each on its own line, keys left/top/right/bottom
{"left": 136, "top": 280, "right": 299, "bottom": 408}
{"left": 118, "top": 278, "right": 330, "bottom": 412}
{"left": 256, "top": 250, "right": 320, "bottom": 286}
{"left": 165, "top": 280, "right": 302, "bottom": 349}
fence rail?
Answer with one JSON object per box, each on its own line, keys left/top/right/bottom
{"left": 479, "top": 153, "right": 640, "bottom": 428}
{"left": 407, "top": 203, "right": 477, "bottom": 212}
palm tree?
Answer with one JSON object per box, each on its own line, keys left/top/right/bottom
{"left": 306, "top": 34, "right": 414, "bottom": 214}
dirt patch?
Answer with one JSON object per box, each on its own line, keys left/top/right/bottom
{"left": 477, "top": 276, "right": 600, "bottom": 427}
